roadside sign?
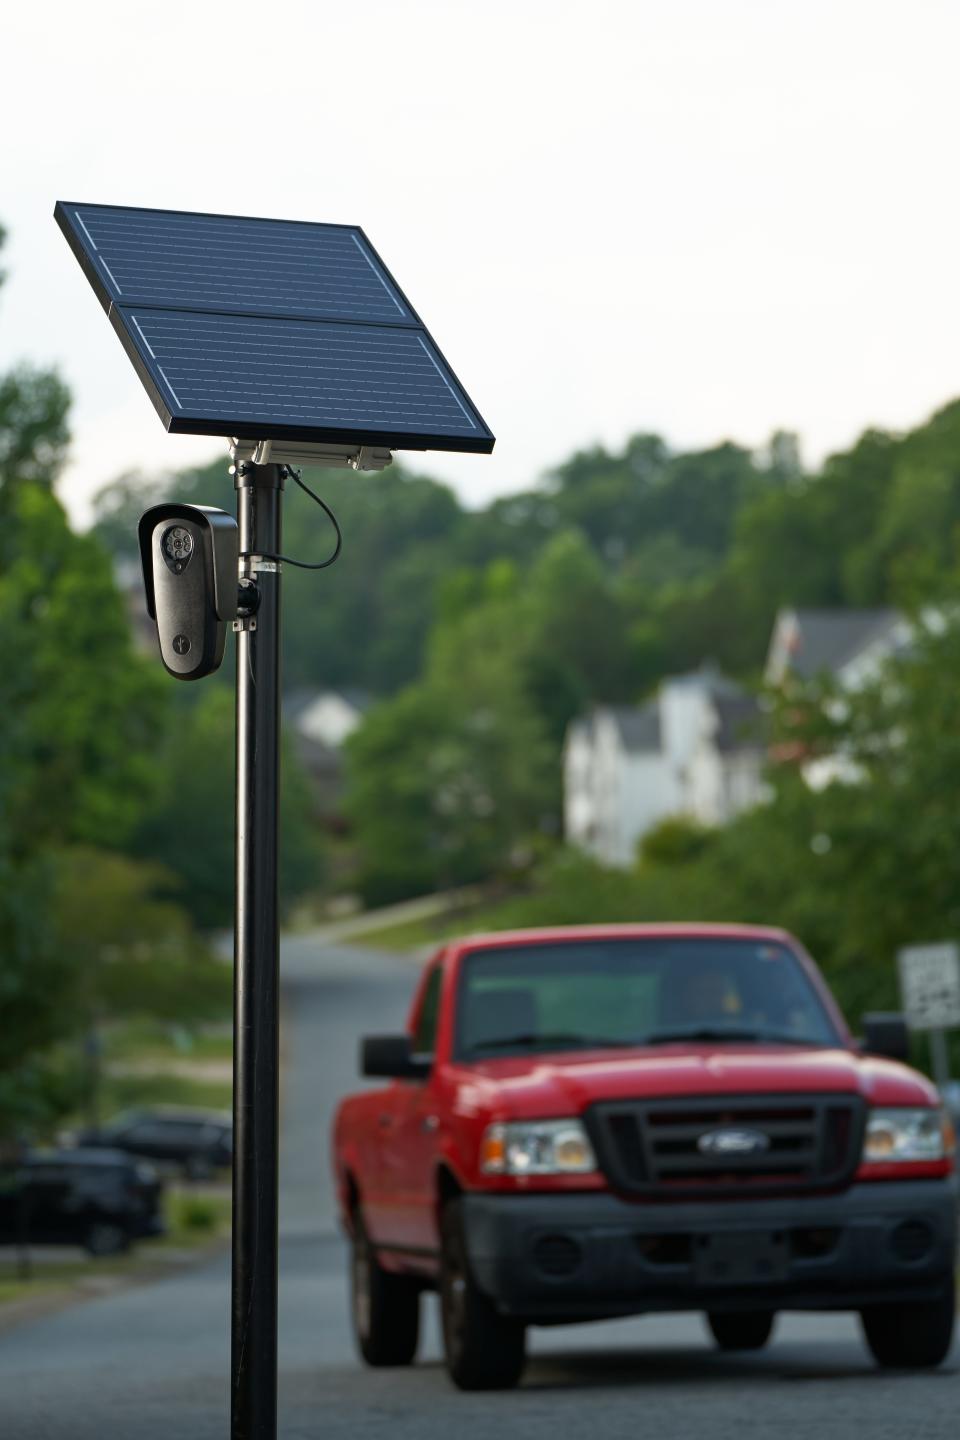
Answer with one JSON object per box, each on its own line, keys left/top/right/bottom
{"left": 897, "top": 942, "right": 960, "bottom": 1031}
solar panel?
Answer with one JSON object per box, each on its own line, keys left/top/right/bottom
{"left": 54, "top": 202, "right": 494, "bottom": 456}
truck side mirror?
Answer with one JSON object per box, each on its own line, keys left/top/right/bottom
{"left": 361, "top": 1035, "right": 432, "bottom": 1080}
{"left": 861, "top": 1012, "right": 910, "bottom": 1062}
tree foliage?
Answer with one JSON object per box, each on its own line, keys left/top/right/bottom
{"left": 0, "top": 484, "right": 167, "bottom": 857}
{"left": 89, "top": 390, "right": 960, "bottom": 907}
{"left": 131, "top": 687, "right": 324, "bottom": 928}
{"left": 0, "top": 366, "right": 70, "bottom": 498}
{"left": 0, "top": 223, "right": 234, "bottom": 1140}
{"left": 51, "top": 847, "right": 231, "bottom": 1025}
{"left": 346, "top": 562, "right": 556, "bottom": 903}
{"left": 467, "top": 611, "right": 960, "bottom": 1041}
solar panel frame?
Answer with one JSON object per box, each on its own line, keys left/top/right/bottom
{"left": 54, "top": 201, "right": 495, "bottom": 455}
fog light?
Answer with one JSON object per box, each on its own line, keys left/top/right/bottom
{"left": 890, "top": 1219, "right": 934, "bottom": 1263}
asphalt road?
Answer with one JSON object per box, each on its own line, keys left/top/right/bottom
{"left": 0, "top": 939, "right": 957, "bottom": 1440}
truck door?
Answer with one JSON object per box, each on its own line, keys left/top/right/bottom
{"left": 382, "top": 965, "right": 444, "bottom": 1253}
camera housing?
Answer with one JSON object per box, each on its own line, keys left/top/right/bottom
{"left": 138, "top": 504, "right": 239, "bottom": 680}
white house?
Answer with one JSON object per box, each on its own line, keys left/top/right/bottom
{"left": 765, "top": 607, "right": 909, "bottom": 691}
{"left": 284, "top": 688, "right": 371, "bottom": 824}
{"left": 686, "top": 690, "right": 770, "bottom": 825}
{"left": 565, "top": 610, "right": 921, "bottom": 867}
{"left": 764, "top": 607, "right": 911, "bottom": 789}
{"left": 564, "top": 703, "right": 669, "bottom": 867}
{"left": 291, "top": 689, "right": 370, "bottom": 749}
{"left": 564, "top": 668, "right": 765, "bottom": 867}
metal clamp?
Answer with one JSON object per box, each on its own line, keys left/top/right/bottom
{"left": 233, "top": 577, "right": 261, "bottom": 631}
{"left": 229, "top": 436, "right": 392, "bottom": 472}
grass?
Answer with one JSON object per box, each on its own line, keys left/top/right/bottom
{"left": 103, "top": 1019, "right": 233, "bottom": 1065}
{"left": 349, "top": 913, "right": 457, "bottom": 952}
{"left": 355, "top": 897, "right": 525, "bottom": 952}
{"left": 162, "top": 1187, "right": 231, "bottom": 1244}
{"left": 99, "top": 1072, "right": 232, "bottom": 1115}
{"left": 2, "top": 1018, "right": 235, "bottom": 1314}
{"left": 0, "top": 1261, "right": 126, "bottom": 1305}
{"left": 62, "top": 1018, "right": 235, "bottom": 1130}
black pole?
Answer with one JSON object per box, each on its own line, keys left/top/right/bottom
{"left": 232, "top": 461, "right": 285, "bottom": 1440}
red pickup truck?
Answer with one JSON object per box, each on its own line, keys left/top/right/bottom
{"left": 333, "top": 923, "right": 957, "bottom": 1390}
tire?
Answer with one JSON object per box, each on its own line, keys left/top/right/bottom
{"left": 706, "top": 1310, "right": 776, "bottom": 1351}
{"left": 350, "top": 1209, "right": 419, "bottom": 1366}
{"left": 861, "top": 1286, "right": 956, "bottom": 1368}
{"left": 84, "top": 1222, "right": 131, "bottom": 1258}
{"left": 439, "top": 1200, "right": 526, "bottom": 1391}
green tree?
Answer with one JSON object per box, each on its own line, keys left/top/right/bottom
{"left": 525, "top": 530, "right": 633, "bottom": 733}
{"left": 51, "top": 847, "right": 230, "bottom": 1026}
{"left": 0, "top": 366, "right": 70, "bottom": 500}
{"left": 44, "top": 846, "right": 231, "bottom": 1132}
{"left": 91, "top": 458, "right": 466, "bottom": 694}
{"left": 0, "top": 484, "right": 167, "bottom": 857}
{"left": 0, "top": 221, "right": 187, "bottom": 1140}
{"left": 346, "top": 565, "right": 555, "bottom": 904}
{"left": 0, "top": 850, "right": 76, "bottom": 1139}
{"left": 486, "top": 611, "right": 960, "bottom": 1037}
{"left": 131, "top": 687, "right": 323, "bottom": 928}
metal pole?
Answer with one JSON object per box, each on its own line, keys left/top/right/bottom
{"left": 232, "top": 461, "right": 284, "bottom": 1440}
{"left": 929, "top": 1027, "right": 951, "bottom": 1093}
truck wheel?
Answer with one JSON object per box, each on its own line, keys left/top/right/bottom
{"left": 350, "top": 1210, "right": 419, "bottom": 1366}
{"left": 440, "top": 1201, "right": 526, "bottom": 1391}
{"left": 861, "top": 1286, "right": 956, "bottom": 1368}
{"left": 706, "top": 1310, "right": 776, "bottom": 1350}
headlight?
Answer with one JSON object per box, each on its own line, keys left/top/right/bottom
{"left": 862, "top": 1108, "right": 953, "bottom": 1163}
{"left": 480, "top": 1119, "right": 597, "bottom": 1176}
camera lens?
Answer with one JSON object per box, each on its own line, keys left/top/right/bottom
{"left": 163, "top": 526, "right": 194, "bottom": 562}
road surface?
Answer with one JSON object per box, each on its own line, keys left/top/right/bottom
{"left": 0, "top": 938, "right": 956, "bottom": 1439}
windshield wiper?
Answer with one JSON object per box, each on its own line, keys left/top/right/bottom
{"left": 641, "top": 1027, "right": 824, "bottom": 1047}
{"left": 469, "top": 1033, "right": 633, "bottom": 1054}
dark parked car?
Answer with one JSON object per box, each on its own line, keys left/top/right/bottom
{"left": 0, "top": 1147, "right": 164, "bottom": 1256}
{"left": 78, "top": 1108, "right": 233, "bottom": 1180}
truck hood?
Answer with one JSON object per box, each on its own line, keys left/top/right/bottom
{"left": 454, "top": 1043, "right": 937, "bottom": 1120}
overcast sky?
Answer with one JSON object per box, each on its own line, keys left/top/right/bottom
{"left": 5, "top": 0, "right": 960, "bottom": 524}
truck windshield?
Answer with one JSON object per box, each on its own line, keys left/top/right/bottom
{"left": 455, "top": 938, "right": 841, "bottom": 1059}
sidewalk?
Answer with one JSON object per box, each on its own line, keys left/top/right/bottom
{"left": 213, "top": 886, "right": 484, "bottom": 962}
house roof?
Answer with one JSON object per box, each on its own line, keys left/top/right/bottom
{"left": 285, "top": 686, "right": 373, "bottom": 721}
{"left": 767, "top": 608, "right": 902, "bottom": 682}
{"left": 607, "top": 701, "right": 660, "bottom": 752}
{"left": 712, "top": 693, "right": 764, "bottom": 752}
{"left": 664, "top": 663, "right": 743, "bottom": 698}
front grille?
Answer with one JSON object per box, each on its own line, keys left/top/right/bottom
{"left": 586, "top": 1094, "right": 866, "bottom": 1199}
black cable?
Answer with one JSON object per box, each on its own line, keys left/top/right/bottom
{"left": 239, "top": 465, "right": 342, "bottom": 570}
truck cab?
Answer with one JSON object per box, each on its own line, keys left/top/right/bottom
{"left": 333, "top": 924, "right": 957, "bottom": 1390}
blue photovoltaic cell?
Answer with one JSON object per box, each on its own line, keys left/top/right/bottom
{"left": 67, "top": 205, "right": 411, "bottom": 323}
{"left": 123, "top": 309, "right": 481, "bottom": 436}
{"left": 54, "top": 201, "right": 494, "bottom": 453}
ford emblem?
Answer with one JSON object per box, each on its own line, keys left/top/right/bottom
{"left": 697, "top": 1127, "right": 770, "bottom": 1156}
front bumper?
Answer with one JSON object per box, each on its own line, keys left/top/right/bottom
{"left": 461, "top": 1179, "right": 958, "bottom": 1321}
